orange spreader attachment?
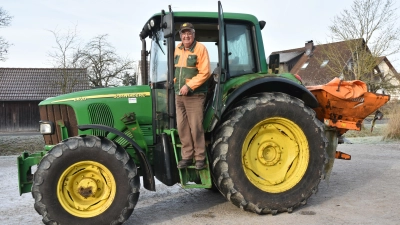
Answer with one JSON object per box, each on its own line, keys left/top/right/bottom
{"left": 335, "top": 151, "right": 351, "bottom": 160}
{"left": 307, "top": 78, "right": 390, "bottom": 135}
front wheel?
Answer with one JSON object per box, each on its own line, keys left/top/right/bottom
{"left": 211, "top": 92, "right": 327, "bottom": 214}
{"left": 32, "top": 135, "right": 140, "bottom": 225}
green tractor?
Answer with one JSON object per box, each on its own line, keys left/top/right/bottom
{"left": 17, "top": 2, "right": 389, "bottom": 224}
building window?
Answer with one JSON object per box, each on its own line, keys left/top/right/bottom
{"left": 301, "top": 62, "right": 309, "bottom": 69}
{"left": 320, "top": 60, "right": 329, "bottom": 67}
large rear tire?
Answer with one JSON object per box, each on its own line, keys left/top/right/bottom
{"left": 211, "top": 92, "right": 327, "bottom": 214}
{"left": 32, "top": 135, "right": 140, "bottom": 225}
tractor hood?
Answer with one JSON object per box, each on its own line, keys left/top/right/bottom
{"left": 39, "top": 85, "right": 151, "bottom": 106}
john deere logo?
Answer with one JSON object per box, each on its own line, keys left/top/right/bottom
{"left": 183, "top": 23, "right": 188, "bottom": 27}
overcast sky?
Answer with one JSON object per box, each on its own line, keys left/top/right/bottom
{"left": 1, "top": 0, "right": 399, "bottom": 70}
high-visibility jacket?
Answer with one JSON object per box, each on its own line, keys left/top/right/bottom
{"left": 174, "top": 41, "right": 211, "bottom": 95}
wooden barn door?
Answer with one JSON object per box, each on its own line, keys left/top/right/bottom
{"left": 0, "top": 101, "right": 40, "bottom": 132}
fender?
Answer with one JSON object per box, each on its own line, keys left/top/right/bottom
{"left": 225, "top": 77, "right": 318, "bottom": 109}
{"left": 208, "top": 77, "right": 318, "bottom": 132}
{"left": 78, "top": 124, "right": 155, "bottom": 191}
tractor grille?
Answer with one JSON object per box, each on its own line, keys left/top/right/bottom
{"left": 114, "top": 129, "right": 135, "bottom": 148}
{"left": 39, "top": 105, "right": 78, "bottom": 145}
{"left": 87, "top": 103, "right": 114, "bottom": 136}
{"left": 140, "top": 125, "right": 153, "bottom": 137}
{"left": 113, "top": 125, "right": 153, "bottom": 148}
{"left": 40, "top": 103, "right": 151, "bottom": 147}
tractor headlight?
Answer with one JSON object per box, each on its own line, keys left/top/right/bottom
{"left": 40, "top": 121, "right": 54, "bottom": 134}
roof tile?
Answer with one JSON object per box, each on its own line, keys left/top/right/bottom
{"left": 0, "top": 68, "right": 90, "bottom": 100}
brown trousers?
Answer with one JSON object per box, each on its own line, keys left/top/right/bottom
{"left": 175, "top": 94, "right": 206, "bottom": 161}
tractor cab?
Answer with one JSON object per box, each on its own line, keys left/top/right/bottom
{"left": 139, "top": 3, "right": 266, "bottom": 133}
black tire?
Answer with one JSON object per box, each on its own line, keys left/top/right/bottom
{"left": 211, "top": 92, "right": 327, "bottom": 214}
{"left": 32, "top": 135, "right": 140, "bottom": 225}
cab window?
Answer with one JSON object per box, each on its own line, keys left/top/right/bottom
{"left": 226, "top": 24, "right": 256, "bottom": 76}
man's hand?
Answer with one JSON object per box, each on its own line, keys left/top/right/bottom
{"left": 179, "top": 85, "right": 189, "bottom": 95}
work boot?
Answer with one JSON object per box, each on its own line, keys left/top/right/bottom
{"left": 195, "top": 160, "right": 207, "bottom": 170}
{"left": 177, "top": 159, "right": 193, "bottom": 169}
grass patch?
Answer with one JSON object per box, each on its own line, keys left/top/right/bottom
{"left": 343, "top": 98, "right": 399, "bottom": 142}
{"left": 383, "top": 106, "right": 400, "bottom": 140}
{"left": 345, "top": 123, "right": 386, "bottom": 138}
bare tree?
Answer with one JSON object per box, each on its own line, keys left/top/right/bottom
{"left": 121, "top": 71, "right": 137, "bottom": 86}
{"left": 47, "top": 26, "right": 82, "bottom": 93}
{"left": 74, "top": 34, "right": 133, "bottom": 87}
{"left": 0, "top": 7, "right": 13, "bottom": 61}
{"left": 317, "top": 0, "right": 400, "bottom": 92}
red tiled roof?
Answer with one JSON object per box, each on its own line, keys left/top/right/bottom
{"left": 271, "top": 39, "right": 363, "bottom": 86}
{"left": 0, "top": 68, "right": 89, "bottom": 100}
{"left": 294, "top": 40, "right": 355, "bottom": 85}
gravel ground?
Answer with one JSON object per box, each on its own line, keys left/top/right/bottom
{"left": 1, "top": 135, "right": 399, "bottom": 225}
{"left": 0, "top": 133, "right": 44, "bottom": 156}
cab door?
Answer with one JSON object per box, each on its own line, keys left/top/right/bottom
{"left": 212, "top": 1, "right": 229, "bottom": 120}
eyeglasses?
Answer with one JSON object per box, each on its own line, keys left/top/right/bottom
{"left": 180, "top": 31, "right": 194, "bottom": 37}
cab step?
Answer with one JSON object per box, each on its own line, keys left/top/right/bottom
{"left": 166, "top": 129, "right": 212, "bottom": 189}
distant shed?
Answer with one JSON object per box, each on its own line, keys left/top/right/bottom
{"left": 0, "top": 68, "right": 89, "bottom": 132}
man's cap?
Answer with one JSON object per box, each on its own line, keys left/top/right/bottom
{"left": 179, "top": 22, "right": 194, "bottom": 33}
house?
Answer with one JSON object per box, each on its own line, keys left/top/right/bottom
{"left": 0, "top": 68, "right": 89, "bottom": 132}
{"left": 269, "top": 40, "right": 400, "bottom": 98}
{"left": 270, "top": 40, "right": 359, "bottom": 86}
{"left": 375, "top": 56, "right": 400, "bottom": 99}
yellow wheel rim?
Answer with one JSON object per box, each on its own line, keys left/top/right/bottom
{"left": 57, "top": 161, "right": 116, "bottom": 218}
{"left": 242, "top": 117, "right": 309, "bottom": 193}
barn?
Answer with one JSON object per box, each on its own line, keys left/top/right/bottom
{"left": 0, "top": 68, "right": 89, "bottom": 132}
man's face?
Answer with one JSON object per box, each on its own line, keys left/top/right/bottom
{"left": 180, "top": 29, "right": 195, "bottom": 48}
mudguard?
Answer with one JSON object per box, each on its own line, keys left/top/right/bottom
{"left": 207, "top": 76, "right": 318, "bottom": 132}
{"left": 225, "top": 77, "right": 318, "bottom": 109}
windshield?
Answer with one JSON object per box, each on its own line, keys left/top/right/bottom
{"left": 149, "top": 30, "right": 168, "bottom": 83}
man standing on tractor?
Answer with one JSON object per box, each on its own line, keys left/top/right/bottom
{"left": 174, "top": 22, "right": 211, "bottom": 170}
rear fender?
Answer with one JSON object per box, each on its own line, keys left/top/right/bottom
{"left": 207, "top": 77, "right": 318, "bottom": 132}
{"left": 225, "top": 77, "right": 318, "bottom": 108}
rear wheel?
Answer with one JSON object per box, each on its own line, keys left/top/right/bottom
{"left": 211, "top": 92, "right": 327, "bottom": 214}
{"left": 32, "top": 135, "right": 140, "bottom": 225}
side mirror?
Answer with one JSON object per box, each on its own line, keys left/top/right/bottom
{"left": 162, "top": 6, "right": 174, "bottom": 38}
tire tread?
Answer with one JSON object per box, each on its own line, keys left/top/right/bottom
{"left": 211, "top": 92, "right": 328, "bottom": 215}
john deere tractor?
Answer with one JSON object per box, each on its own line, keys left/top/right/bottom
{"left": 17, "top": 2, "right": 389, "bottom": 224}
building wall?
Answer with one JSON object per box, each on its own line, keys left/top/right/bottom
{"left": 0, "top": 101, "right": 41, "bottom": 132}
{"left": 378, "top": 61, "right": 400, "bottom": 100}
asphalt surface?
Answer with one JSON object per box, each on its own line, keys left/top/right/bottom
{"left": 0, "top": 131, "right": 41, "bottom": 136}
{"left": 1, "top": 138, "right": 400, "bottom": 225}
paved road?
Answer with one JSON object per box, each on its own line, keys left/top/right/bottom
{"left": 0, "top": 132, "right": 41, "bottom": 137}
{"left": 1, "top": 140, "right": 400, "bottom": 225}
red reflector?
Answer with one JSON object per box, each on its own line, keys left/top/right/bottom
{"left": 294, "top": 74, "right": 302, "bottom": 81}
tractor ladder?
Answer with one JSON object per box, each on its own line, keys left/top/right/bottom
{"left": 166, "top": 129, "right": 212, "bottom": 189}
